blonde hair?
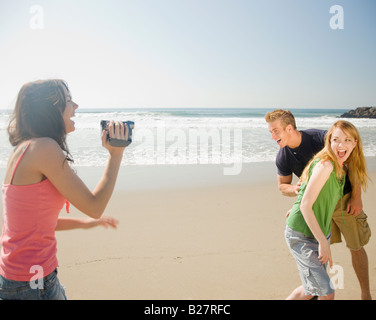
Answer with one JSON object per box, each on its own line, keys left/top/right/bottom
{"left": 265, "top": 109, "right": 297, "bottom": 130}
{"left": 301, "top": 120, "right": 368, "bottom": 191}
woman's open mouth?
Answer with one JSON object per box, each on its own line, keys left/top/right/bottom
{"left": 337, "top": 150, "right": 347, "bottom": 159}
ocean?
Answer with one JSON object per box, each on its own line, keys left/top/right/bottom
{"left": 1, "top": 108, "right": 375, "bottom": 168}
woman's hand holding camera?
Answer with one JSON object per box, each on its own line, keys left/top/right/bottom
{"left": 102, "top": 120, "right": 129, "bottom": 154}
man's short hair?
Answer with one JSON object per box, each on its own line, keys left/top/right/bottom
{"left": 265, "top": 109, "right": 297, "bottom": 129}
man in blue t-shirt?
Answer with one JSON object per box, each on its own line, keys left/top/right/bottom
{"left": 265, "top": 109, "right": 371, "bottom": 300}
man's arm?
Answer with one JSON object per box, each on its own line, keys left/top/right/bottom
{"left": 346, "top": 182, "right": 363, "bottom": 216}
{"left": 277, "top": 174, "right": 301, "bottom": 197}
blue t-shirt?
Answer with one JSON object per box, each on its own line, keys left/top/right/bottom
{"left": 276, "top": 129, "right": 327, "bottom": 178}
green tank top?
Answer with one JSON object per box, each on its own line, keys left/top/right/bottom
{"left": 286, "top": 158, "right": 345, "bottom": 238}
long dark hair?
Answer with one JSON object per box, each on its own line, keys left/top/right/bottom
{"left": 7, "top": 79, "right": 73, "bottom": 162}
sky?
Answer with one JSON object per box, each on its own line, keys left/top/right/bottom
{"left": 0, "top": 0, "right": 375, "bottom": 109}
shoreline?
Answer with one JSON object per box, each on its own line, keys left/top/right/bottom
{"left": 69, "top": 156, "right": 376, "bottom": 191}
{"left": 71, "top": 161, "right": 279, "bottom": 192}
{"left": 0, "top": 156, "right": 375, "bottom": 192}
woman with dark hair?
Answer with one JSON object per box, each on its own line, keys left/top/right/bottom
{"left": 0, "top": 79, "right": 128, "bottom": 300}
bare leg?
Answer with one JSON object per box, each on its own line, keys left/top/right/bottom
{"left": 317, "top": 292, "right": 335, "bottom": 300}
{"left": 350, "top": 247, "right": 372, "bottom": 300}
{"left": 286, "top": 286, "right": 314, "bottom": 300}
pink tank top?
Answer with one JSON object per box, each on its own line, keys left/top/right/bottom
{"left": 0, "top": 141, "right": 68, "bottom": 281}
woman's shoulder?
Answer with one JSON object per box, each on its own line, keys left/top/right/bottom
{"left": 312, "top": 158, "right": 334, "bottom": 173}
{"left": 25, "top": 138, "right": 68, "bottom": 176}
{"left": 28, "top": 138, "right": 65, "bottom": 159}
{"left": 29, "top": 137, "right": 60, "bottom": 149}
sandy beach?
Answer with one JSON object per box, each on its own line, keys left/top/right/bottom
{"left": 0, "top": 159, "right": 375, "bottom": 300}
{"left": 41, "top": 158, "right": 375, "bottom": 300}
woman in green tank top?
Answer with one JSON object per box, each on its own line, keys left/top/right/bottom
{"left": 285, "top": 120, "right": 368, "bottom": 300}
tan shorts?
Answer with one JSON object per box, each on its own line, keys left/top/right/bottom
{"left": 330, "top": 193, "right": 371, "bottom": 250}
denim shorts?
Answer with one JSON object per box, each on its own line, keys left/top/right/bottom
{"left": 0, "top": 269, "right": 67, "bottom": 300}
{"left": 285, "top": 225, "right": 335, "bottom": 297}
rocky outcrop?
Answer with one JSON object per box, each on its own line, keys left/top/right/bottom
{"left": 340, "top": 107, "right": 376, "bottom": 118}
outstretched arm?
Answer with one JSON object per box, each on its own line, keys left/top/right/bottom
{"left": 35, "top": 121, "right": 128, "bottom": 219}
{"left": 56, "top": 216, "right": 119, "bottom": 231}
{"left": 346, "top": 182, "right": 363, "bottom": 216}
